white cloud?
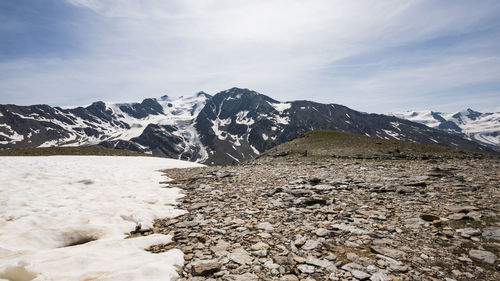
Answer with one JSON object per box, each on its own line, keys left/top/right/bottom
{"left": 1, "top": 0, "right": 499, "bottom": 112}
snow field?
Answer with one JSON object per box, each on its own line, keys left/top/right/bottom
{"left": 0, "top": 156, "right": 203, "bottom": 281}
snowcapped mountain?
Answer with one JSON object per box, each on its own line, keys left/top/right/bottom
{"left": 0, "top": 92, "right": 211, "bottom": 161}
{"left": 0, "top": 88, "right": 494, "bottom": 164}
{"left": 391, "top": 109, "right": 500, "bottom": 151}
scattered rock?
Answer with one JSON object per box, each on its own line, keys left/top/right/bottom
{"left": 157, "top": 157, "right": 500, "bottom": 280}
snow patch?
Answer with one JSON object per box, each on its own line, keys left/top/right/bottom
{"left": 250, "top": 145, "right": 260, "bottom": 155}
{"left": 225, "top": 152, "right": 240, "bottom": 162}
{"left": 235, "top": 111, "right": 254, "bottom": 126}
{"left": 382, "top": 129, "right": 400, "bottom": 140}
{"left": 267, "top": 101, "right": 291, "bottom": 113}
{"left": 0, "top": 124, "right": 24, "bottom": 143}
{"left": 0, "top": 156, "right": 203, "bottom": 281}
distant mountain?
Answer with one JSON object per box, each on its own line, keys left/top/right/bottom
{"left": 0, "top": 88, "right": 493, "bottom": 164}
{"left": 390, "top": 109, "right": 500, "bottom": 151}
{"left": 0, "top": 93, "right": 211, "bottom": 162}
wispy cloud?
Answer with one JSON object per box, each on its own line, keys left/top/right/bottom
{"left": 1, "top": 0, "right": 499, "bottom": 112}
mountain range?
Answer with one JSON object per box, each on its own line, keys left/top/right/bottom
{"left": 391, "top": 109, "right": 500, "bottom": 151}
{"left": 0, "top": 87, "right": 494, "bottom": 164}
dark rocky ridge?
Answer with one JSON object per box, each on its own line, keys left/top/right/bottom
{"left": 0, "top": 88, "right": 495, "bottom": 164}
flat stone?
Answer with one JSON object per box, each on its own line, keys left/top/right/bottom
{"left": 482, "top": 227, "right": 500, "bottom": 241}
{"left": 251, "top": 249, "right": 268, "bottom": 257}
{"left": 315, "top": 227, "right": 330, "bottom": 237}
{"left": 280, "top": 274, "right": 299, "bottom": 281}
{"left": 341, "top": 262, "right": 367, "bottom": 273}
{"left": 347, "top": 252, "right": 359, "bottom": 261}
{"left": 229, "top": 248, "right": 253, "bottom": 265}
{"left": 445, "top": 205, "right": 479, "bottom": 213}
{"left": 370, "top": 271, "right": 391, "bottom": 281}
{"left": 370, "top": 246, "right": 405, "bottom": 259}
{"left": 257, "top": 222, "right": 274, "bottom": 231}
{"left": 250, "top": 241, "right": 269, "bottom": 251}
{"left": 469, "top": 249, "right": 497, "bottom": 264}
{"left": 297, "top": 264, "right": 315, "bottom": 274}
{"left": 191, "top": 260, "right": 220, "bottom": 276}
{"left": 305, "top": 255, "right": 334, "bottom": 268}
{"left": 456, "top": 228, "right": 481, "bottom": 237}
{"left": 351, "top": 270, "right": 371, "bottom": 280}
{"left": 189, "top": 202, "right": 208, "bottom": 210}
{"left": 301, "top": 239, "right": 320, "bottom": 250}
{"left": 223, "top": 273, "right": 259, "bottom": 281}
{"left": 448, "top": 213, "right": 469, "bottom": 220}
{"left": 420, "top": 213, "right": 439, "bottom": 222}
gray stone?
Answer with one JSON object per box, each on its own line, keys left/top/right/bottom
{"left": 297, "top": 264, "right": 315, "bottom": 274}
{"left": 228, "top": 248, "right": 253, "bottom": 265}
{"left": 315, "top": 227, "right": 330, "bottom": 237}
{"left": 257, "top": 222, "right": 274, "bottom": 231}
{"left": 251, "top": 249, "right": 268, "bottom": 257}
{"left": 456, "top": 228, "right": 481, "bottom": 236}
{"left": 331, "top": 223, "right": 370, "bottom": 235}
{"left": 250, "top": 241, "right": 269, "bottom": 251}
{"left": 223, "top": 273, "right": 259, "bottom": 281}
{"left": 482, "top": 227, "right": 500, "bottom": 241}
{"left": 342, "top": 262, "right": 366, "bottom": 272}
{"left": 301, "top": 239, "right": 321, "bottom": 250}
{"left": 351, "top": 269, "right": 371, "bottom": 280}
{"left": 189, "top": 202, "right": 208, "bottom": 210}
{"left": 370, "top": 246, "right": 405, "bottom": 259}
{"left": 347, "top": 252, "right": 359, "bottom": 261}
{"left": 305, "top": 255, "right": 334, "bottom": 268}
{"left": 469, "top": 249, "right": 497, "bottom": 264}
{"left": 280, "top": 274, "right": 299, "bottom": 281}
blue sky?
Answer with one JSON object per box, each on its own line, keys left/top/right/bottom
{"left": 1, "top": 0, "right": 499, "bottom": 113}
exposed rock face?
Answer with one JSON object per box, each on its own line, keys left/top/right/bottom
{"left": 1, "top": 88, "right": 494, "bottom": 165}
{"left": 145, "top": 154, "right": 499, "bottom": 280}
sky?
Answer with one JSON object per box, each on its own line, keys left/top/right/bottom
{"left": 0, "top": 0, "right": 499, "bottom": 113}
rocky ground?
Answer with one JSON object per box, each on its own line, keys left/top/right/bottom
{"left": 144, "top": 155, "right": 499, "bottom": 281}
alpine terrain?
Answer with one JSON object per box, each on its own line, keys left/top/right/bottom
{"left": 390, "top": 109, "right": 500, "bottom": 151}
{"left": 0, "top": 88, "right": 493, "bottom": 164}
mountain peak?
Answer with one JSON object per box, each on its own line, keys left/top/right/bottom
{"left": 196, "top": 91, "right": 211, "bottom": 98}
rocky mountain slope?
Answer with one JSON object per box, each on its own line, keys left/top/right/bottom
{"left": 148, "top": 132, "right": 500, "bottom": 280}
{"left": 0, "top": 88, "right": 493, "bottom": 164}
{"left": 390, "top": 109, "right": 500, "bottom": 151}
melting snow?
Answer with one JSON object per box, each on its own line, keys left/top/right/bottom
{"left": 0, "top": 156, "right": 203, "bottom": 281}
{"left": 0, "top": 124, "right": 24, "bottom": 143}
{"left": 267, "top": 101, "right": 291, "bottom": 113}
{"left": 250, "top": 145, "right": 260, "bottom": 155}
{"left": 382, "top": 129, "right": 400, "bottom": 140}
{"left": 235, "top": 111, "right": 254, "bottom": 126}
